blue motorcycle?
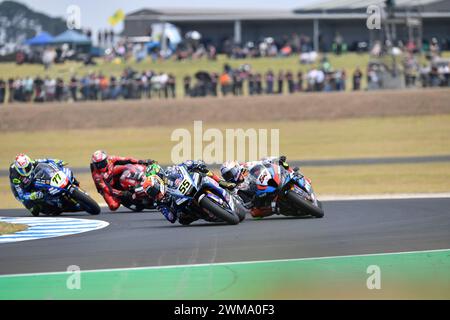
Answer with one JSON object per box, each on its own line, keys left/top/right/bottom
{"left": 165, "top": 165, "right": 246, "bottom": 225}
{"left": 31, "top": 162, "right": 101, "bottom": 216}
{"left": 247, "top": 162, "right": 324, "bottom": 218}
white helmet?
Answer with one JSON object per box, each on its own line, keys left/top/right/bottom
{"left": 220, "top": 161, "right": 243, "bottom": 183}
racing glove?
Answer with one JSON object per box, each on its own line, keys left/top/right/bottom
{"left": 30, "top": 191, "right": 44, "bottom": 201}
{"left": 279, "top": 155, "right": 289, "bottom": 170}
{"left": 219, "top": 181, "right": 237, "bottom": 191}
{"left": 195, "top": 163, "right": 208, "bottom": 174}
{"left": 51, "top": 159, "right": 68, "bottom": 167}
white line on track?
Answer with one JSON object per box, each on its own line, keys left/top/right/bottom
{"left": 96, "top": 193, "right": 450, "bottom": 208}
{"left": 0, "top": 248, "right": 448, "bottom": 278}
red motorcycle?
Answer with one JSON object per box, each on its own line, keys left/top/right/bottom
{"left": 118, "top": 164, "right": 157, "bottom": 212}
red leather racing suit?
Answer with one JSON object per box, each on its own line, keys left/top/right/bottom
{"left": 91, "top": 156, "right": 151, "bottom": 211}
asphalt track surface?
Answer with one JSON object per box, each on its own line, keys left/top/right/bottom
{"left": 1, "top": 155, "right": 450, "bottom": 177}
{"left": 0, "top": 197, "right": 449, "bottom": 276}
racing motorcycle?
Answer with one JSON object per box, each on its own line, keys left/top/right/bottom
{"left": 117, "top": 163, "right": 162, "bottom": 212}
{"left": 32, "top": 162, "right": 101, "bottom": 216}
{"left": 246, "top": 162, "right": 324, "bottom": 218}
{"left": 165, "top": 164, "right": 246, "bottom": 225}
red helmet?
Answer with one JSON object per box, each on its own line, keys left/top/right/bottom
{"left": 91, "top": 150, "right": 108, "bottom": 172}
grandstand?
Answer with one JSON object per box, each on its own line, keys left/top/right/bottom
{"left": 124, "top": 0, "right": 450, "bottom": 52}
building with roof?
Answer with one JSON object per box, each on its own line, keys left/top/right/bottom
{"left": 123, "top": 0, "right": 450, "bottom": 52}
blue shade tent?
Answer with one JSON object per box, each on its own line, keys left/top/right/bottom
{"left": 52, "top": 30, "right": 92, "bottom": 45}
{"left": 24, "top": 32, "right": 55, "bottom": 46}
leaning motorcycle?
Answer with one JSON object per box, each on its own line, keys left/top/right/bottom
{"left": 32, "top": 162, "right": 101, "bottom": 216}
{"left": 247, "top": 162, "right": 324, "bottom": 218}
{"left": 119, "top": 163, "right": 162, "bottom": 212}
{"left": 166, "top": 165, "right": 246, "bottom": 225}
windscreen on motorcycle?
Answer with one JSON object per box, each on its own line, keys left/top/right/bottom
{"left": 166, "top": 166, "right": 196, "bottom": 197}
{"left": 34, "top": 163, "right": 59, "bottom": 181}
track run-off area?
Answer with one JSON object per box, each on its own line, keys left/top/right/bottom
{"left": 0, "top": 196, "right": 449, "bottom": 299}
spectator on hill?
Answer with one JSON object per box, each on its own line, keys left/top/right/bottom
{"left": 99, "top": 75, "right": 110, "bottom": 100}
{"left": 110, "top": 76, "right": 121, "bottom": 100}
{"left": 315, "top": 69, "right": 325, "bottom": 91}
{"left": 248, "top": 73, "right": 255, "bottom": 96}
{"left": 8, "top": 79, "right": 14, "bottom": 103}
{"left": 55, "top": 78, "right": 65, "bottom": 101}
{"left": 44, "top": 76, "right": 56, "bottom": 102}
{"left": 353, "top": 67, "right": 363, "bottom": 91}
{"left": 167, "top": 74, "right": 176, "bottom": 99}
{"left": 70, "top": 76, "right": 78, "bottom": 101}
{"left": 42, "top": 48, "right": 56, "bottom": 70}
{"left": 33, "top": 76, "right": 44, "bottom": 103}
{"left": 183, "top": 76, "right": 191, "bottom": 97}
{"left": 211, "top": 73, "right": 218, "bottom": 97}
{"left": 255, "top": 73, "right": 263, "bottom": 95}
{"left": 277, "top": 70, "right": 285, "bottom": 94}
{"left": 265, "top": 70, "right": 274, "bottom": 94}
{"left": 24, "top": 77, "right": 34, "bottom": 102}
{"left": 286, "top": 71, "right": 295, "bottom": 94}
{"left": 220, "top": 72, "right": 232, "bottom": 96}
{"left": 297, "top": 71, "right": 304, "bottom": 92}
{"left": 0, "top": 79, "right": 5, "bottom": 104}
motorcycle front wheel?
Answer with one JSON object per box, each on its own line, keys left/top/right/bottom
{"left": 71, "top": 189, "right": 101, "bottom": 215}
{"left": 199, "top": 197, "right": 240, "bottom": 225}
{"left": 286, "top": 191, "right": 324, "bottom": 218}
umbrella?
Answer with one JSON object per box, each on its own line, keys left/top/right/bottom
{"left": 195, "top": 71, "right": 212, "bottom": 82}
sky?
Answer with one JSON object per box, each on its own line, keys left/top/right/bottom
{"left": 13, "top": 0, "right": 319, "bottom": 35}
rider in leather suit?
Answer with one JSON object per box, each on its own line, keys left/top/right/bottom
{"left": 9, "top": 154, "right": 70, "bottom": 216}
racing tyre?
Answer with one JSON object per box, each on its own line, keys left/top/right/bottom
{"left": 235, "top": 201, "right": 248, "bottom": 222}
{"left": 72, "top": 189, "right": 101, "bottom": 215}
{"left": 200, "top": 197, "right": 240, "bottom": 225}
{"left": 286, "top": 191, "right": 324, "bottom": 218}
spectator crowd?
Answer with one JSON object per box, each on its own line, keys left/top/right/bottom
{"left": 1, "top": 60, "right": 449, "bottom": 104}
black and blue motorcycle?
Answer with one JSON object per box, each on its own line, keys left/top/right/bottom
{"left": 165, "top": 164, "right": 246, "bottom": 225}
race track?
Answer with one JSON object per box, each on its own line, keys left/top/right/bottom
{"left": 0, "top": 197, "right": 449, "bottom": 276}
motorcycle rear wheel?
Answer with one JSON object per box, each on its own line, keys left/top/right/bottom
{"left": 200, "top": 197, "right": 240, "bottom": 225}
{"left": 71, "top": 189, "right": 101, "bottom": 215}
{"left": 286, "top": 191, "right": 324, "bottom": 218}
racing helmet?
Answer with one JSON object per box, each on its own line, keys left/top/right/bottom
{"left": 91, "top": 150, "right": 108, "bottom": 171}
{"left": 142, "top": 175, "right": 166, "bottom": 201}
{"left": 14, "top": 154, "right": 34, "bottom": 177}
{"left": 220, "top": 161, "right": 243, "bottom": 183}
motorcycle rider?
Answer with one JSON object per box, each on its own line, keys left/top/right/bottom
{"left": 153, "top": 160, "right": 236, "bottom": 225}
{"left": 220, "top": 156, "right": 292, "bottom": 218}
{"left": 9, "top": 154, "right": 70, "bottom": 216}
{"left": 90, "top": 150, "right": 155, "bottom": 211}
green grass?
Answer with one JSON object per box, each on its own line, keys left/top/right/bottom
{"left": 303, "top": 162, "right": 450, "bottom": 195}
{"left": 0, "top": 222, "right": 28, "bottom": 235}
{"left": 0, "top": 115, "right": 449, "bottom": 169}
